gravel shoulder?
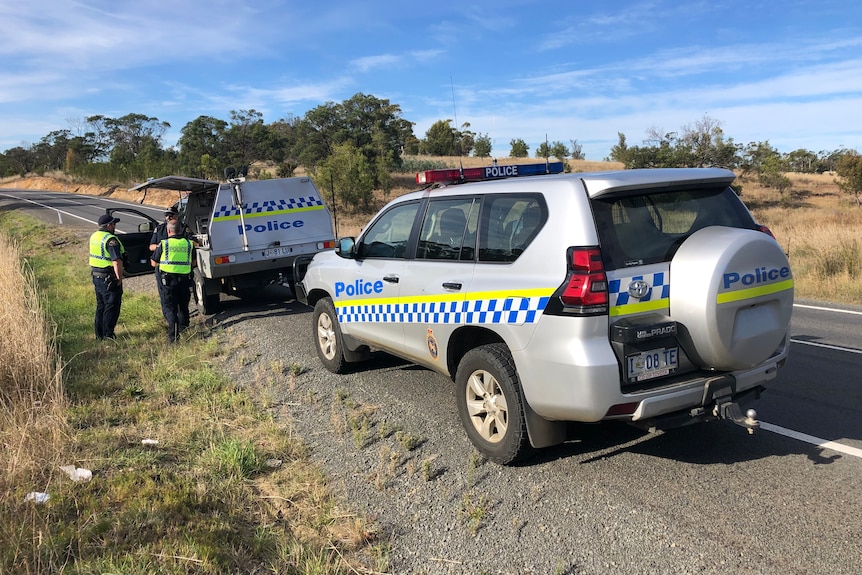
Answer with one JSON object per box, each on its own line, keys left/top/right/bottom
{"left": 211, "top": 294, "right": 862, "bottom": 575}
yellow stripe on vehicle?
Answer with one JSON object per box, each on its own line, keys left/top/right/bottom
{"left": 335, "top": 288, "right": 555, "bottom": 325}
{"left": 333, "top": 287, "right": 554, "bottom": 309}
{"left": 717, "top": 279, "right": 795, "bottom": 304}
{"left": 212, "top": 204, "right": 326, "bottom": 222}
{"left": 609, "top": 298, "right": 669, "bottom": 317}
{"left": 335, "top": 295, "right": 401, "bottom": 308}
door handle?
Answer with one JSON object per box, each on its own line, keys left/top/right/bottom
{"left": 383, "top": 275, "right": 399, "bottom": 284}
{"left": 442, "top": 282, "right": 462, "bottom": 290}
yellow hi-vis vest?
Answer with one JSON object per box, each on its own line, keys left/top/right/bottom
{"left": 158, "top": 237, "right": 193, "bottom": 275}
{"left": 88, "top": 230, "right": 125, "bottom": 269}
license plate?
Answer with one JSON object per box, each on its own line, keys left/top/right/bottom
{"left": 626, "top": 347, "right": 678, "bottom": 382}
{"left": 264, "top": 247, "right": 291, "bottom": 258}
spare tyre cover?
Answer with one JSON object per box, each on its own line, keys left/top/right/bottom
{"left": 670, "top": 226, "right": 793, "bottom": 371}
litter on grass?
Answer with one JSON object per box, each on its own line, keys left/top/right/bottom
{"left": 60, "top": 465, "right": 93, "bottom": 482}
{"left": 24, "top": 492, "right": 50, "bottom": 504}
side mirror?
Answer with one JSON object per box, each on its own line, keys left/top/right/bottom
{"left": 336, "top": 237, "right": 356, "bottom": 259}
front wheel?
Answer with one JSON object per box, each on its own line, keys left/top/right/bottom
{"left": 313, "top": 298, "right": 348, "bottom": 374}
{"left": 455, "top": 343, "right": 530, "bottom": 465}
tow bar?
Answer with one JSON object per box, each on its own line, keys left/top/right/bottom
{"left": 715, "top": 401, "right": 759, "bottom": 434}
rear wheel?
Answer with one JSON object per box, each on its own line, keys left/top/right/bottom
{"left": 193, "top": 269, "right": 220, "bottom": 315}
{"left": 455, "top": 343, "right": 530, "bottom": 465}
{"left": 313, "top": 298, "right": 348, "bottom": 374}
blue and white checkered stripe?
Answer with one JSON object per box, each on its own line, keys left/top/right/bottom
{"left": 608, "top": 272, "right": 670, "bottom": 306}
{"left": 212, "top": 197, "right": 324, "bottom": 219}
{"left": 337, "top": 295, "right": 551, "bottom": 325}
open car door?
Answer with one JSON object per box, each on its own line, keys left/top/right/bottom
{"left": 105, "top": 207, "right": 160, "bottom": 276}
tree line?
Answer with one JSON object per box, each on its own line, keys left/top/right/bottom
{"left": 606, "top": 114, "right": 862, "bottom": 204}
{"left": 1, "top": 96, "right": 860, "bottom": 209}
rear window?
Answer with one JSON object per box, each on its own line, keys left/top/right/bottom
{"left": 591, "top": 186, "right": 757, "bottom": 268}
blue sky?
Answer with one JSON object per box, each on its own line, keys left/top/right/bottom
{"left": 2, "top": 0, "right": 861, "bottom": 161}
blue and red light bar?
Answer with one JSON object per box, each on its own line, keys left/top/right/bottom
{"left": 416, "top": 161, "right": 565, "bottom": 185}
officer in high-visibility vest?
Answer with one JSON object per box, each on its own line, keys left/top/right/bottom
{"left": 149, "top": 207, "right": 194, "bottom": 318}
{"left": 150, "top": 220, "right": 195, "bottom": 343}
{"left": 89, "top": 214, "right": 125, "bottom": 340}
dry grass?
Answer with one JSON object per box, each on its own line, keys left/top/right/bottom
{"left": 0, "top": 234, "right": 68, "bottom": 484}
{"left": 739, "top": 172, "right": 862, "bottom": 303}
{"left": 0, "top": 234, "right": 70, "bottom": 573}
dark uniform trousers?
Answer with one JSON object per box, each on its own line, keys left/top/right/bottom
{"left": 154, "top": 268, "right": 170, "bottom": 317}
{"left": 161, "top": 272, "right": 191, "bottom": 342}
{"left": 93, "top": 271, "right": 123, "bottom": 339}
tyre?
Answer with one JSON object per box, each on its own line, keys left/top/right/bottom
{"left": 670, "top": 226, "right": 793, "bottom": 370}
{"left": 455, "top": 343, "right": 530, "bottom": 465}
{"left": 313, "top": 298, "right": 348, "bottom": 374}
{"left": 193, "top": 269, "right": 220, "bottom": 315}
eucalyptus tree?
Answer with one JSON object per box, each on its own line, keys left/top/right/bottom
{"left": 473, "top": 134, "right": 492, "bottom": 158}
{"left": 836, "top": 150, "right": 862, "bottom": 207}
{"left": 294, "top": 93, "right": 413, "bottom": 186}
{"left": 422, "top": 119, "right": 458, "bottom": 156}
{"left": 509, "top": 138, "right": 529, "bottom": 158}
{"left": 177, "top": 115, "right": 229, "bottom": 179}
{"left": 102, "top": 113, "right": 170, "bottom": 167}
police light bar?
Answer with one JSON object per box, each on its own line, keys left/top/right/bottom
{"left": 416, "top": 161, "right": 565, "bottom": 185}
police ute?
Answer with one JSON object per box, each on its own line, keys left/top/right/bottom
{"left": 131, "top": 168, "right": 336, "bottom": 314}
{"left": 296, "top": 161, "right": 794, "bottom": 465}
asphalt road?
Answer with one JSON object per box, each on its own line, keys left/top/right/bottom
{"left": 2, "top": 187, "right": 861, "bottom": 574}
{"left": 0, "top": 187, "right": 169, "bottom": 232}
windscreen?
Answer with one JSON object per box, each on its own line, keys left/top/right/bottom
{"left": 591, "top": 186, "right": 757, "bottom": 269}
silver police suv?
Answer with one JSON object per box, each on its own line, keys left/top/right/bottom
{"left": 297, "top": 163, "right": 794, "bottom": 464}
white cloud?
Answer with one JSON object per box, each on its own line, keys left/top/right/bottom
{"left": 350, "top": 54, "right": 402, "bottom": 73}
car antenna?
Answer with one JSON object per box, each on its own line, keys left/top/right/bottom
{"left": 544, "top": 133, "right": 551, "bottom": 173}
{"left": 451, "top": 77, "right": 464, "bottom": 181}
{"left": 329, "top": 172, "right": 339, "bottom": 238}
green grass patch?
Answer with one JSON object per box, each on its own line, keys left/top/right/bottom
{"left": 0, "top": 211, "right": 381, "bottom": 574}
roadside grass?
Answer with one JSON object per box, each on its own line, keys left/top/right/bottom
{"left": 0, "top": 212, "right": 382, "bottom": 574}
{"left": 741, "top": 172, "right": 862, "bottom": 304}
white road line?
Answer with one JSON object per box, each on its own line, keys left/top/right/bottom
{"left": 0, "top": 192, "right": 93, "bottom": 224}
{"left": 1, "top": 190, "right": 156, "bottom": 214}
{"left": 794, "top": 303, "right": 862, "bottom": 315}
{"left": 0, "top": 191, "right": 145, "bottom": 233}
{"left": 760, "top": 422, "right": 862, "bottom": 459}
{"left": 790, "top": 339, "right": 862, "bottom": 354}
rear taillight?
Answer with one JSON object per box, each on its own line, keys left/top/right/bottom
{"left": 757, "top": 224, "right": 776, "bottom": 238}
{"left": 559, "top": 247, "right": 609, "bottom": 313}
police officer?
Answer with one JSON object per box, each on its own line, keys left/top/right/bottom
{"left": 90, "top": 214, "right": 125, "bottom": 340}
{"left": 150, "top": 220, "right": 194, "bottom": 343}
{"left": 149, "top": 208, "right": 192, "bottom": 316}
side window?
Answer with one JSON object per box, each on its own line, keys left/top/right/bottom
{"left": 478, "top": 195, "right": 547, "bottom": 262}
{"left": 417, "top": 198, "right": 478, "bottom": 261}
{"left": 357, "top": 201, "right": 420, "bottom": 259}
